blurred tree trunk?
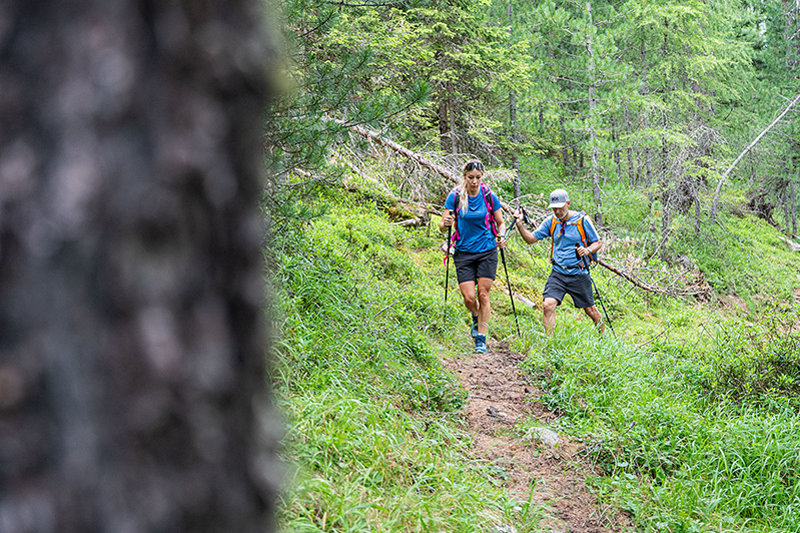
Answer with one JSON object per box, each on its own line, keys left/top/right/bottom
{"left": 0, "top": 1, "right": 279, "bottom": 532}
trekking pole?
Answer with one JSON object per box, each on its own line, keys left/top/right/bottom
{"left": 497, "top": 210, "right": 521, "bottom": 336}
{"left": 579, "top": 251, "right": 615, "bottom": 335}
{"left": 499, "top": 246, "right": 520, "bottom": 336}
{"left": 443, "top": 225, "right": 452, "bottom": 322}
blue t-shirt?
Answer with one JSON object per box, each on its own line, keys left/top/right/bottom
{"left": 444, "top": 187, "right": 502, "bottom": 253}
{"left": 533, "top": 212, "right": 599, "bottom": 275}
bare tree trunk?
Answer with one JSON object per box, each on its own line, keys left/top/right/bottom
{"left": 782, "top": 175, "right": 792, "bottom": 234}
{"left": 794, "top": 172, "right": 799, "bottom": 237}
{"left": 0, "top": 2, "right": 278, "bottom": 532}
{"left": 510, "top": 92, "right": 521, "bottom": 199}
{"left": 695, "top": 195, "right": 702, "bottom": 235}
{"left": 711, "top": 92, "right": 800, "bottom": 218}
{"left": 508, "top": 2, "right": 520, "bottom": 200}
{"left": 586, "top": 2, "right": 602, "bottom": 225}
{"left": 448, "top": 92, "right": 458, "bottom": 157}
{"left": 611, "top": 116, "right": 622, "bottom": 183}
{"left": 561, "top": 115, "right": 571, "bottom": 172}
{"left": 625, "top": 103, "right": 636, "bottom": 186}
{"left": 438, "top": 98, "right": 450, "bottom": 154}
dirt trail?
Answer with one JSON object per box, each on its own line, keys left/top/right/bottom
{"left": 443, "top": 340, "right": 631, "bottom": 532}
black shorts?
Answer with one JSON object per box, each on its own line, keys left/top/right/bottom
{"left": 542, "top": 270, "right": 595, "bottom": 308}
{"left": 453, "top": 248, "right": 498, "bottom": 284}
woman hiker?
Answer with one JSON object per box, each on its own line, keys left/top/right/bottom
{"left": 439, "top": 160, "right": 507, "bottom": 353}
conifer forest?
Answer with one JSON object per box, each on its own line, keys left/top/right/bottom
{"left": 269, "top": 0, "right": 800, "bottom": 531}
{"left": 4, "top": 0, "right": 799, "bottom": 532}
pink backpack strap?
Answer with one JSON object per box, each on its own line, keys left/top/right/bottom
{"left": 481, "top": 184, "right": 498, "bottom": 237}
{"left": 452, "top": 188, "right": 461, "bottom": 243}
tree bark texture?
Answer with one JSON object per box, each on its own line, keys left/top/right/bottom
{"left": 586, "top": 2, "right": 602, "bottom": 225}
{"left": 794, "top": 168, "right": 799, "bottom": 237}
{"left": 507, "top": 1, "right": 520, "bottom": 200}
{"left": 438, "top": 97, "right": 450, "bottom": 155}
{"left": 0, "top": 1, "right": 279, "bottom": 532}
{"left": 509, "top": 89, "right": 520, "bottom": 199}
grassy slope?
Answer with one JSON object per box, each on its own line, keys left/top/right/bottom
{"left": 272, "top": 186, "right": 800, "bottom": 532}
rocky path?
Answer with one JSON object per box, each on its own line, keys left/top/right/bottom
{"left": 442, "top": 340, "right": 631, "bottom": 532}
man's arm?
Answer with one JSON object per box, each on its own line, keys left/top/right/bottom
{"left": 576, "top": 215, "right": 602, "bottom": 257}
{"left": 576, "top": 239, "right": 602, "bottom": 257}
{"left": 513, "top": 210, "right": 539, "bottom": 244}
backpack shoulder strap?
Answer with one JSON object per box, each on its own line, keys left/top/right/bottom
{"left": 548, "top": 215, "right": 558, "bottom": 260}
{"left": 575, "top": 211, "right": 588, "bottom": 247}
{"left": 452, "top": 188, "right": 461, "bottom": 242}
{"left": 548, "top": 215, "right": 558, "bottom": 236}
{"left": 575, "top": 212, "right": 598, "bottom": 262}
{"left": 481, "top": 184, "right": 498, "bottom": 236}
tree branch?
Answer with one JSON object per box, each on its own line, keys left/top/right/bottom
{"left": 711, "top": 92, "right": 800, "bottom": 219}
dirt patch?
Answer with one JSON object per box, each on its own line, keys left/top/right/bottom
{"left": 718, "top": 293, "right": 748, "bottom": 311}
{"left": 443, "top": 340, "right": 631, "bottom": 532}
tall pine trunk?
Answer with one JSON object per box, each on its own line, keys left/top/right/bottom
{"left": 0, "top": 1, "right": 279, "bottom": 531}
{"left": 510, "top": 90, "right": 521, "bottom": 199}
{"left": 508, "top": 1, "right": 520, "bottom": 200}
{"left": 793, "top": 172, "right": 798, "bottom": 237}
{"left": 586, "top": 2, "right": 602, "bottom": 225}
{"left": 438, "top": 98, "right": 450, "bottom": 154}
{"left": 624, "top": 102, "right": 636, "bottom": 186}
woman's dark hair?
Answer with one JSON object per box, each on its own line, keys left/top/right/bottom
{"left": 457, "top": 159, "right": 485, "bottom": 214}
{"left": 463, "top": 160, "right": 484, "bottom": 173}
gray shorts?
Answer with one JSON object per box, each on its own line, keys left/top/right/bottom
{"left": 543, "top": 270, "right": 595, "bottom": 308}
{"left": 453, "top": 248, "right": 498, "bottom": 284}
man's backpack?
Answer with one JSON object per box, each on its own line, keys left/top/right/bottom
{"left": 547, "top": 212, "right": 597, "bottom": 265}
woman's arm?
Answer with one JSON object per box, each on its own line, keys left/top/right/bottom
{"left": 439, "top": 209, "right": 454, "bottom": 232}
{"left": 493, "top": 208, "right": 506, "bottom": 243}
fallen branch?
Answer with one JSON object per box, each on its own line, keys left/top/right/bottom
{"left": 330, "top": 117, "right": 459, "bottom": 184}
{"left": 596, "top": 259, "right": 711, "bottom": 299}
{"left": 333, "top": 119, "right": 712, "bottom": 299}
{"left": 779, "top": 236, "right": 800, "bottom": 253}
{"left": 712, "top": 92, "right": 800, "bottom": 218}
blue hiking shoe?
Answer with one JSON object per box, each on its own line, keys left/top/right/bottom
{"left": 470, "top": 315, "right": 479, "bottom": 338}
{"left": 474, "top": 334, "right": 487, "bottom": 354}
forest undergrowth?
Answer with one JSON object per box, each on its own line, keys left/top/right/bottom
{"left": 271, "top": 187, "right": 800, "bottom": 532}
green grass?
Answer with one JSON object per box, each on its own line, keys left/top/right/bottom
{"left": 272, "top": 197, "right": 543, "bottom": 531}
{"left": 515, "top": 309, "right": 800, "bottom": 532}
{"left": 671, "top": 211, "right": 799, "bottom": 305}
{"left": 271, "top": 184, "right": 800, "bottom": 532}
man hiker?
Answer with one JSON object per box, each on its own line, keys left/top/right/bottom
{"left": 513, "top": 189, "right": 604, "bottom": 334}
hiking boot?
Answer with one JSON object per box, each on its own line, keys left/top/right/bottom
{"left": 474, "top": 334, "right": 487, "bottom": 353}
{"left": 470, "top": 315, "right": 479, "bottom": 338}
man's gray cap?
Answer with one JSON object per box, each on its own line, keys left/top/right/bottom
{"left": 548, "top": 189, "right": 569, "bottom": 208}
